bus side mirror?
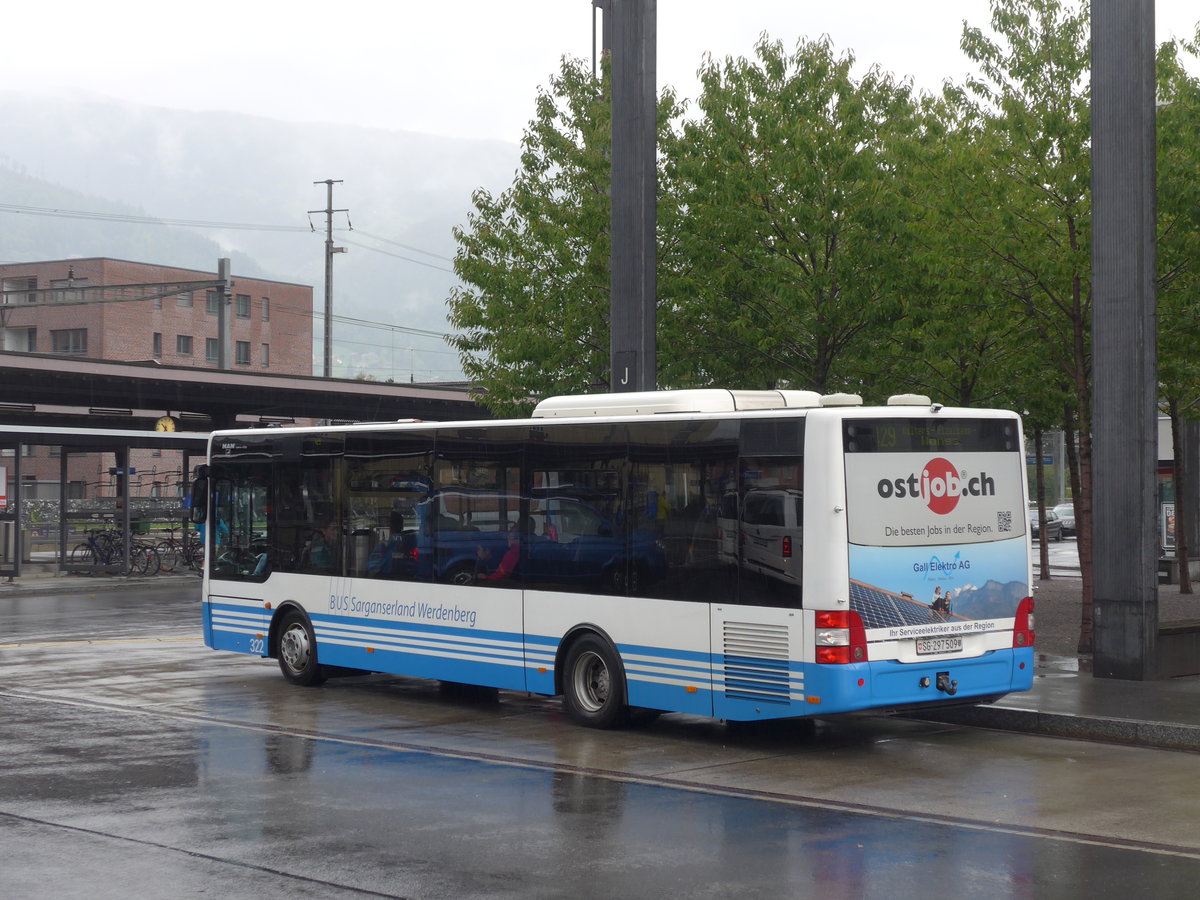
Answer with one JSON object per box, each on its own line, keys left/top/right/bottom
{"left": 189, "top": 467, "right": 209, "bottom": 524}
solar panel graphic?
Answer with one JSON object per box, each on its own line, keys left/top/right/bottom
{"left": 849, "top": 579, "right": 970, "bottom": 630}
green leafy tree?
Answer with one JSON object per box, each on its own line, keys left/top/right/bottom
{"left": 877, "top": 92, "right": 1043, "bottom": 409}
{"left": 664, "top": 36, "right": 922, "bottom": 396}
{"left": 1155, "top": 33, "right": 1200, "bottom": 591}
{"left": 958, "top": 0, "right": 1096, "bottom": 649}
{"left": 449, "top": 59, "right": 683, "bottom": 416}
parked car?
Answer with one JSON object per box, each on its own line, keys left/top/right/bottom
{"left": 1029, "top": 507, "right": 1064, "bottom": 542}
{"left": 1052, "top": 502, "right": 1076, "bottom": 537}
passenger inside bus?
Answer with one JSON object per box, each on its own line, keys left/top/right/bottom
{"left": 305, "top": 522, "right": 337, "bottom": 572}
{"left": 368, "top": 510, "right": 409, "bottom": 578}
{"left": 476, "top": 516, "right": 532, "bottom": 582}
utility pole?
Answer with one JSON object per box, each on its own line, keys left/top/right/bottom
{"left": 309, "top": 180, "right": 348, "bottom": 378}
{"left": 216, "top": 258, "right": 232, "bottom": 370}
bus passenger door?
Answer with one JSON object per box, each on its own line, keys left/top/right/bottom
{"left": 205, "top": 467, "right": 270, "bottom": 656}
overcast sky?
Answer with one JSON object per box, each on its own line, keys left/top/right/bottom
{"left": 5, "top": 1, "right": 1198, "bottom": 144}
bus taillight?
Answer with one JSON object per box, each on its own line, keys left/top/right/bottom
{"left": 815, "top": 610, "right": 868, "bottom": 664}
{"left": 782, "top": 535, "right": 792, "bottom": 558}
{"left": 1013, "top": 596, "right": 1035, "bottom": 647}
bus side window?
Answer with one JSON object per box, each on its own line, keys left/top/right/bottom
{"left": 738, "top": 455, "right": 803, "bottom": 609}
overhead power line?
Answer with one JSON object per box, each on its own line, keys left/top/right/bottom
{"left": 351, "top": 229, "right": 455, "bottom": 262}
{"left": 0, "top": 202, "right": 309, "bottom": 232}
{"left": 338, "top": 237, "right": 455, "bottom": 274}
{"left": 0, "top": 203, "right": 457, "bottom": 270}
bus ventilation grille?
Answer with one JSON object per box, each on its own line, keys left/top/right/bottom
{"left": 722, "top": 621, "right": 791, "bottom": 705}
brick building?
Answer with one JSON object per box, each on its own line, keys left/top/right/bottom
{"left": 0, "top": 257, "right": 312, "bottom": 375}
{"left": 0, "top": 257, "right": 314, "bottom": 502}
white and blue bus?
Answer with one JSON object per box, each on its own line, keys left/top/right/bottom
{"left": 192, "top": 389, "right": 1034, "bottom": 728}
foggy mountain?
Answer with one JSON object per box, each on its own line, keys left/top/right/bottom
{"left": 0, "top": 92, "right": 521, "bottom": 381}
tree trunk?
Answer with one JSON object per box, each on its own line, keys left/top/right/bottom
{"left": 1033, "top": 429, "right": 1051, "bottom": 580}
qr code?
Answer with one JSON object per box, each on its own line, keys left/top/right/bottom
{"left": 997, "top": 510, "right": 1013, "bottom": 533}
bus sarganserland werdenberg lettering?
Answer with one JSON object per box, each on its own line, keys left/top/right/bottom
{"left": 192, "top": 389, "right": 1034, "bottom": 729}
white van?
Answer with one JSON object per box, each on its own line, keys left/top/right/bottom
{"left": 739, "top": 488, "right": 802, "bottom": 585}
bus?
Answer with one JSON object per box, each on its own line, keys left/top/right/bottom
{"left": 191, "top": 389, "right": 1034, "bottom": 728}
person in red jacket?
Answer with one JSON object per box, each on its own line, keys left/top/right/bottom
{"left": 478, "top": 516, "right": 532, "bottom": 582}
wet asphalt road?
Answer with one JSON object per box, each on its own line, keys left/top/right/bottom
{"left": 3, "top": 581, "right": 1200, "bottom": 898}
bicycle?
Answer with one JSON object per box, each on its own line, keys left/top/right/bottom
{"left": 156, "top": 527, "right": 203, "bottom": 573}
{"left": 71, "top": 528, "right": 123, "bottom": 572}
{"left": 72, "top": 528, "right": 160, "bottom": 576}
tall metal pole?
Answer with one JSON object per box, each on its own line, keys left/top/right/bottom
{"left": 607, "top": 0, "right": 656, "bottom": 393}
{"left": 310, "top": 180, "right": 346, "bottom": 378}
{"left": 1091, "top": 0, "right": 1158, "bottom": 679}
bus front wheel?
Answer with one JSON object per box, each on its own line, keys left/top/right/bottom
{"left": 563, "top": 634, "right": 627, "bottom": 729}
{"left": 277, "top": 612, "right": 326, "bottom": 687}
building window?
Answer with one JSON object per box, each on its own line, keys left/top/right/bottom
{"left": 261, "top": 297, "right": 270, "bottom": 321}
{"left": 178, "top": 290, "right": 193, "bottom": 308}
{"left": 2, "top": 277, "right": 38, "bottom": 304}
{"left": 1, "top": 327, "right": 37, "bottom": 352}
{"left": 154, "top": 296, "right": 163, "bottom": 309}
{"left": 206, "top": 338, "right": 220, "bottom": 363}
{"left": 51, "top": 328, "right": 87, "bottom": 355}
{"left": 152, "top": 332, "right": 162, "bottom": 358}
{"left": 206, "top": 291, "right": 220, "bottom": 316}
{"left": 235, "top": 340, "right": 250, "bottom": 366}
{"left": 261, "top": 343, "right": 270, "bottom": 367}
{"left": 49, "top": 446, "right": 62, "bottom": 458}
{"left": 236, "top": 294, "right": 250, "bottom": 318}
{"left": 176, "top": 335, "right": 193, "bottom": 355}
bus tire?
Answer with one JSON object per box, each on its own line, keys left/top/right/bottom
{"left": 563, "top": 634, "right": 628, "bottom": 729}
{"left": 277, "top": 611, "right": 326, "bottom": 687}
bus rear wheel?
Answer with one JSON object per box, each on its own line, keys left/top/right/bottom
{"left": 277, "top": 612, "right": 326, "bottom": 686}
{"left": 563, "top": 634, "right": 627, "bottom": 728}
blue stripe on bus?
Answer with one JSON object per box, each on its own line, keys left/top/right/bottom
{"left": 203, "top": 601, "right": 1031, "bottom": 722}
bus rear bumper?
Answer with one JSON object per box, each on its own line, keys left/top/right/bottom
{"left": 802, "top": 647, "right": 1034, "bottom": 715}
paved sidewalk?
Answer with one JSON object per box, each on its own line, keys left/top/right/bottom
{"left": 910, "top": 577, "right": 1200, "bottom": 751}
{"left": 0, "top": 570, "right": 198, "bottom": 595}
{"left": 4, "top": 568, "right": 1200, "bottom": 750}
{"left": 916, "top": 656, "right": 1200, "bottom": 752}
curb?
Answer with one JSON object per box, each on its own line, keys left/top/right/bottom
{"left": 0, "top": 574, "right": 198, "bottom": 596}
{"left": 906, "top": 703, "right": 1200, "bottom": 753}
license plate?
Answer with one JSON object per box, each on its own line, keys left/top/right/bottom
{"left": 916, "top": 636, "right": 962, "bottom": 655}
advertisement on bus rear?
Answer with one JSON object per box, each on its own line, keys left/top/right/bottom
{"left": 843, "top": 446, "right": 1029, "bottom": 631}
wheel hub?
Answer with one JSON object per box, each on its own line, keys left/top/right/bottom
{"left": 575, "top": 651, "right": 610, "bottom": 712}
{"left": 280, "top": 624, "right": 311, "bottom": 672}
